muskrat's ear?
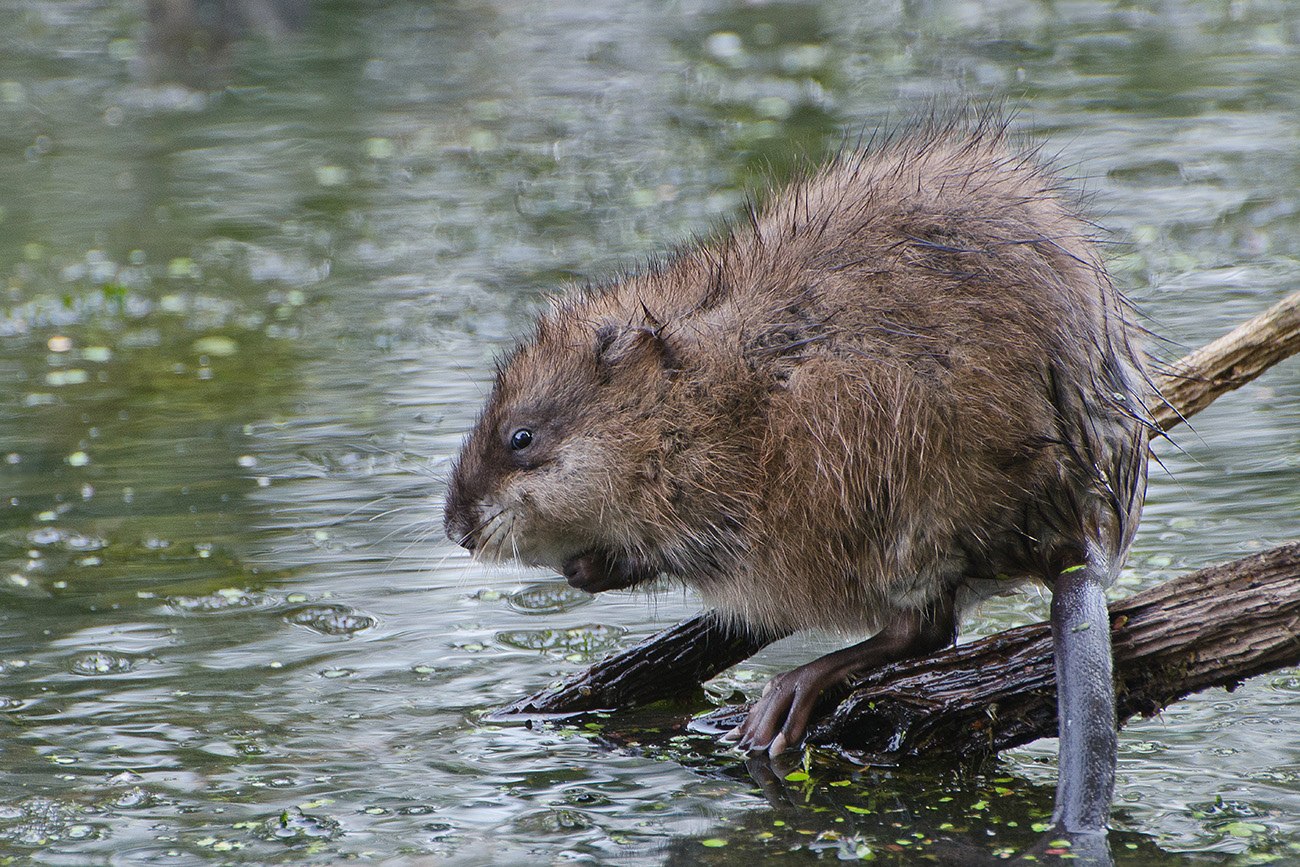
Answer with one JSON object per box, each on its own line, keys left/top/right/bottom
{"left": 594, "top": 323, "right": 675, "bottom": 378}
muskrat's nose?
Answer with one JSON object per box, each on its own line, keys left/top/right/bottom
{"left": 443, "top": 490, "right": 476, "bottom": 550}
{"left": 452, "top": 512, "right": 483, "bottom": 553}
{"left": 445, "top": 516, "right": 476, "bottom": 550}
{"left": 443, "top": 512, "right": 476, "bottom": 550}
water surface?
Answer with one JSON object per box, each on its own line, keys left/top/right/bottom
{"left": 1, "top": 0, "right": 1297, "bottom": 863}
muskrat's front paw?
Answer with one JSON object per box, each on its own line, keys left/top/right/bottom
{"left": 561, "top": 552, "right": 607, "bottom": 592}
{"left": 561, "top": 550, "right": 641, "bottom": 593}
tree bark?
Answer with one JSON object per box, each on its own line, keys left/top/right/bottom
{"left": 807, "top": 542, "right": 1300, "bottom": 760}
{"left": 493, "top": 291, "right": 1300, "bottom": 735}
{"left": 1150, "top": 290, "right": 1300, "bottom": 431}
{"left": 488, "top": 612, "right": 784, "bottom": 718}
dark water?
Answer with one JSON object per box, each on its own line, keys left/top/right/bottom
{"left": 1, "top": 1, "right": 1297, "bottom": 863}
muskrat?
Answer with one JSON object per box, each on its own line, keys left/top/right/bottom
{"left": 444, "top": 115, "right": 1152, "bottom": 835}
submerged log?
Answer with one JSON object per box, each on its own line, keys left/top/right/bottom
{"left": 493, "top": 291, "right": 1300, "bottom": 736}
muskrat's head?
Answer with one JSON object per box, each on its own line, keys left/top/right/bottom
{"left": 444, "top": 303, "right": 678, "bottom": 577}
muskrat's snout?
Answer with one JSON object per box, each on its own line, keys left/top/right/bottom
{"left": 450, "top": 525, "right": 477, "bottom": 552}
{"left": 443, "top": 505, "right": 478, "bottom": 551}
{"left": 442, "top": 472, "right": 478, "bottom": 552}
{"left": 442, "top": 507, "right": 468, "bottom": 550}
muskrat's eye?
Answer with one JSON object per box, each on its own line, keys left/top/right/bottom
{"left": 509, "top": 428, "right": 535, "bottom": 451}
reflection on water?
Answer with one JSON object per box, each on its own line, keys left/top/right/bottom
{"left": 0, "top": 0, "right": 1296, "bottom": 863}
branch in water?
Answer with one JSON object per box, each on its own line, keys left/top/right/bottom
{"left": 488, "top": 612, "right": 783, "bottom": 718}
{"left": 799, "top": 543, "right": 1300, "bottom": 760}
{"left": 1150, "top": 290, "right": 1300, "bottom": 431}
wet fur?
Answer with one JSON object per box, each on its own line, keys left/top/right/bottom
{"left": 444, "top": 114, "right": 1151, "bottom": 640}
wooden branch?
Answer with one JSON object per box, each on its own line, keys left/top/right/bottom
{"left": 487, "top": 612, "right": 782, "bottom": 718}
{"left": 804, "top": 542, "right": 1300, "bottom": 760}
{"left": 1151, "top": 290, "right": 1300, "bottom": 431}
{"left": 494, "top": 291, "right": 1300, "bottom": 720}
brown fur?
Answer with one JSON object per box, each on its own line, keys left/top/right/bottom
{"left": 444, "top": 115, "right": 1151, "bottom": 638}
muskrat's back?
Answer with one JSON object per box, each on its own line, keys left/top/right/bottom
{"left": 444, "top": 117, "right": 1150, "bottom": 637}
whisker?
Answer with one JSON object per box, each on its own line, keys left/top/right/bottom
{"left": 373, "top": 516, "right": 437, "bottom": 547}
{"left": 366, "top": 503, "right": 424, "bottom": 523}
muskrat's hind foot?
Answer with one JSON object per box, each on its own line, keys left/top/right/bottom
{"left": 726, "top": 596, "right": 957, "bottom": 757}
{"left": 724, "top": 652, "right": 859, "bottom": 757}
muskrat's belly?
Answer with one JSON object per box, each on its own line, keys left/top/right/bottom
{"left": 688, "top": 549, "right": 966, "bottom": 635}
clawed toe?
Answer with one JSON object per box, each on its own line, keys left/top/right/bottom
{"left": 725, "top": 677, "right": 811, "bottom": 756}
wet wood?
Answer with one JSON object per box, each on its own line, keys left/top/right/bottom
{"left": 492, "top": 291, "right": 1300, "bottom": 741}
{"left": 488, "top": 612, "right": 784, "bottom": 718}
{"left": 808, "top": 542, "right": 1300, "bottom": 760}
{"left": 1151, "top": 290, "right": 1300, "bottom": 431}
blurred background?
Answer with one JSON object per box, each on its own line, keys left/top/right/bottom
{"left": 0, "top": 0, "right": 1297, "bottom": 863}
